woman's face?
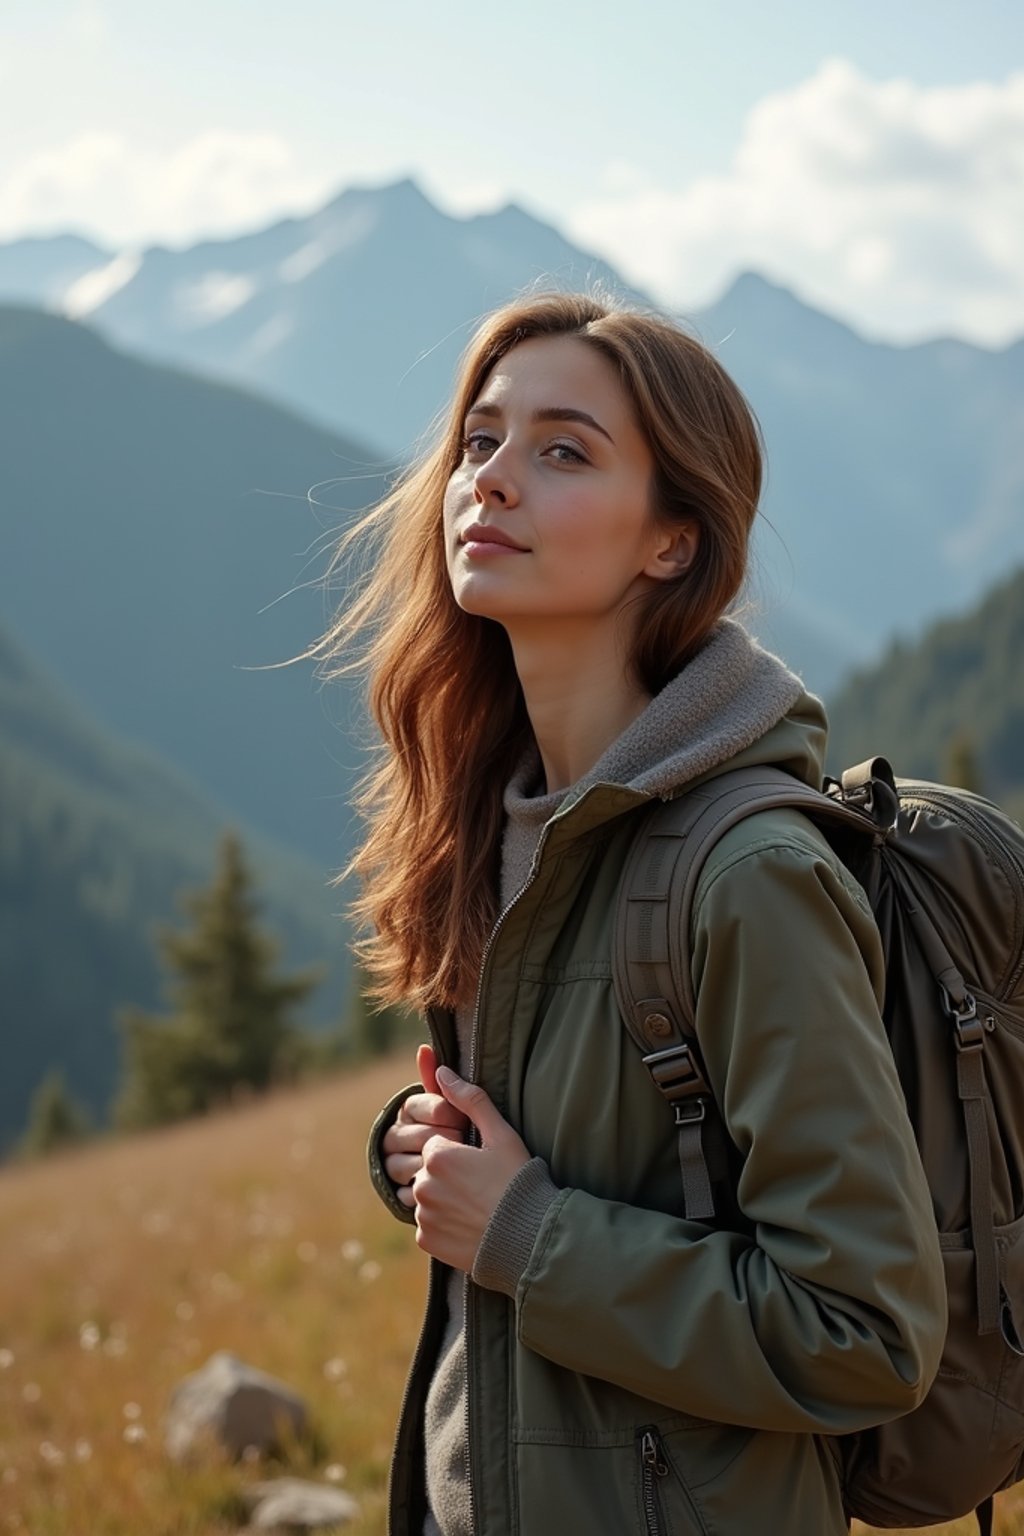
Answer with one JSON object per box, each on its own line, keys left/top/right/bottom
{"left": 443, "top": 334, "right": 692, "bottom": 636}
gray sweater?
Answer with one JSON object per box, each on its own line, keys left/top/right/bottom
{"left": 422, "top": 620, "right": 805, "bottom": 1536}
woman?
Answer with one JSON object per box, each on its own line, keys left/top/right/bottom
{"left": 321, "top": 293, "right": 946, "bottom": 1535}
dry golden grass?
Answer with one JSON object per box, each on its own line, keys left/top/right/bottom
{"left": 0, "top": 1056, "right": 423, "bottom": 1535}
{"left": 0, "top": 1052, "right": 1022, "bottom": 1535}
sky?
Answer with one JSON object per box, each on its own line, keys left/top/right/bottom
{"left": 2, "top": 0, "right": 1024, "bottom": 345}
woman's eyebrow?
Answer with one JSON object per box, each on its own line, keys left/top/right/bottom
{"left": 466, "top": 400, "right": 615, "bottom": 445}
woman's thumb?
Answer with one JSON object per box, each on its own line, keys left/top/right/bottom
{"left": 435, "top": 1066, "right": 507, "bottom": 1145}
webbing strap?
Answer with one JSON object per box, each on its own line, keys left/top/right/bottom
{"left": 677, "top": 1110, "right": 714, "bottom": 1221}
{"left": 977, "top": 1495, "right": 994, "bottom": 1536}
{"left": 613, "top": 768, "right": 879, "bottom": 1222}
{"left": 957, "top": 1045, "right": 1001, "bottom": 1335}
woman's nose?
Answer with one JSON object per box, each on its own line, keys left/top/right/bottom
{"left": 474, "top": 449, "right": 519, "bottom": 507}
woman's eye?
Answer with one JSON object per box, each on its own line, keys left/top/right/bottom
{"left": 547, "top": 441, "right": 586, "bottom": 465}
{"left": 462, "top": 431, "right": 498, "bottom": 456}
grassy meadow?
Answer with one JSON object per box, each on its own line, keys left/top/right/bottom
{"left": 1, "top": 1052, "right": 1021, "bottom": 1535}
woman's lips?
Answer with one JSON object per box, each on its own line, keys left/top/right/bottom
{"left": 460, "top": 524, "right": 529, "bottom": 555}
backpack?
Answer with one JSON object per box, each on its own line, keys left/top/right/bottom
{"left": 612, "top": 756, "right": 1024, "bottom": 1536}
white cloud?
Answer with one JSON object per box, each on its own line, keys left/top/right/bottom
{"left": 568, "top": 60, "right": 1024, "bottom": 346}
{"left": 0, "top": 130, "right": 335, "bottom": 249}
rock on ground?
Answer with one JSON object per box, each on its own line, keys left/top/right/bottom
{"left": 164, "top": 1350, "right": 308, "bottom": 1462}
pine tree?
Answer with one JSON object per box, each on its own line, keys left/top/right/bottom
{"left": 944, "top": 731, "right": 983, "bottom": 795}
{"left": 115, "top": 831, "right": 322, "bottom": 1126}
{"left": 21, "top": 1070, "right": 91, "bottom": 1157}
{"left": 347, "top": 961, "right": 412, "bottom": 1059}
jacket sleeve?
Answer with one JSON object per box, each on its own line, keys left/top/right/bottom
{"left": 367, "top": 1082, "right": 419, "bottom": 1225}
{"left": 510, "top": 831, "right": 948, "bottom": 1434}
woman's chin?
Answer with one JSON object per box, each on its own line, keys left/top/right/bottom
{"left": 451, "top": 580, "right": 522, "bottom": 622}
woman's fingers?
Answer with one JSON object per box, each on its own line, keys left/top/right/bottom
{"left": 382, "top": 1058, "right": 471, "bottom": 1207}
{"left": 384, "top": 1150, "right": 424, "bottom": 1187}
{"left": 384, "top": 1117, "right": 459, "bottom": 1157}
{"left": 384, "top": 1120, "right": 465, "bottom": 1184}
{"left": 396, "top": 1090, "right": 470, "bottom": 1134}
{"left": 417, "top": 1042, "right": 439, "bottom": 1094}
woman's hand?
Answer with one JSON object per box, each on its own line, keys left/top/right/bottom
{"left": 383, "top": 1044, "right": 470, "bottom": 1208}
{"left": 412, "top": 1065, "right": 531, "bottom": 1273}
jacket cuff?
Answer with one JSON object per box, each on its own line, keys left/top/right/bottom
{"left": 366, "top": 1082, "right": 420, "bottom": 1225}
{"left": 471, "top": 1157, "right": 560, "bottom": 1297}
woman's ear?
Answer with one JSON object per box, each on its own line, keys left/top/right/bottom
{"left": 644, "top": 522, "right": 700, "bottom": 583}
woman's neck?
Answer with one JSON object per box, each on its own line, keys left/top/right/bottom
{"left": 507, "top": 621, "right": 651, "bottom": 794}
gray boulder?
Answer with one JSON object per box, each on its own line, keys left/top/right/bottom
{"left": 165, "top": 1351, "right": 307, "bottom": 1462}
{"left": 244, "top": 1477, "right": 359, "bottom": 1530}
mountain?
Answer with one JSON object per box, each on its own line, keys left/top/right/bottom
{"left": 0, "top": 616, "right": 354, "bottom": 1152}
{"left": 695, "top": 272, "right": 1024, "bottom": 672}
{"left": 43, "top": 178, "right": 650, "bottom": 457}
{"left": 825, "top": 563, "right": 1024, "bottom": 821}
{"left": 3, "top": 182, "right": 1021, "bottom": 690}
{"left": 0, "top": 302, "right": 386, "bottom": 870}
{"left": 0, "top": 231, "right": 112, "bottom": 308}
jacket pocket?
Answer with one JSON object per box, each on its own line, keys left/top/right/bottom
{"left": 513, "top": 1433, "right": 705, "bottom": 1536}
{"left": 637, "top": 1426, "right": 707, "bottom": 1536}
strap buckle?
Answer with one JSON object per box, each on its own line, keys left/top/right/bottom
{"left": 673, "top": 1098, "right": 707, "bottom": 1128}
{"left": 943, "top": 987, "right": 983, "bottom": 1051}
{"left": 641, "top": 1042, "right": 710, "bottom": 1104}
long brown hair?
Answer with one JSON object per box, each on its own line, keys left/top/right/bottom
{"left": 314, "top": 292, "right": 763, "bottom": 1009}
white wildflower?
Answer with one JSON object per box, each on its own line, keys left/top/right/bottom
{"left": 78, "top": 1322, "right": 101, "bottom": 1351}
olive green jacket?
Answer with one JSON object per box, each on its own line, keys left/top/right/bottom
{"left": 368, "top": 706, "right": 947, "bottom": 1536}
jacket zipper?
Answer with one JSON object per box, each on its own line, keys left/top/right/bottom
{"left": 639, "top": 1427, "right": 669, "bottom": 1536}
{"left": 461, "top": 784, "right": 646, "bottom": 1532}
{"left": 461, "top": 823, "right": 556, "bottom": 1535}
{"left": 389, "top": 1007, "right": 449, "bottom": 1536}
{"left": 899, "top": 784, "right": 1024, "bottom": 997}
{"left": 466, "top": 822, "right": 554, "bottom": 1086}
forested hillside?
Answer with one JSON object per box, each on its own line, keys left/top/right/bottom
{"left": 0, "top": 303, "right": 384, "bottom": 870}
{"left": 0, "top": 621, "right": 351, "bottom": 1152}
{"left": 826, "top": 564, "right": 1024, "bottom": 819}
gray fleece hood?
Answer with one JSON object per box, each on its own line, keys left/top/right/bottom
{"left": 502, "top": 619, "right": 825, "bottom": 850}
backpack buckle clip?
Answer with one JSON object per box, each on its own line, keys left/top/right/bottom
{"left": 641, "top": 1042, "right": 710, "bottom": 1104}
{"left": 673, "top": 1098, "right": 707, "bottom": 1128}
{"left": 943, "top": 988, "right": 983, "bottom": 1051}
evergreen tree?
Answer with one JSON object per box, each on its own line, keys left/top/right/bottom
{"left": 347, "top": 962, "right": 412, "bottom": 1059}
{"left": 944, "top": 731, "right": 983, "bottom": 795}
{"left": 21, "top": 1070, "right": 91, "bottom": 1157}
{"left": 115, "top": 831, "right": 322, "bottom": 1127}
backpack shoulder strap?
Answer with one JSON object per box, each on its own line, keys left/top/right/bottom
{"left": 613, "top": 765, "right": 877, "bottom": 1219}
